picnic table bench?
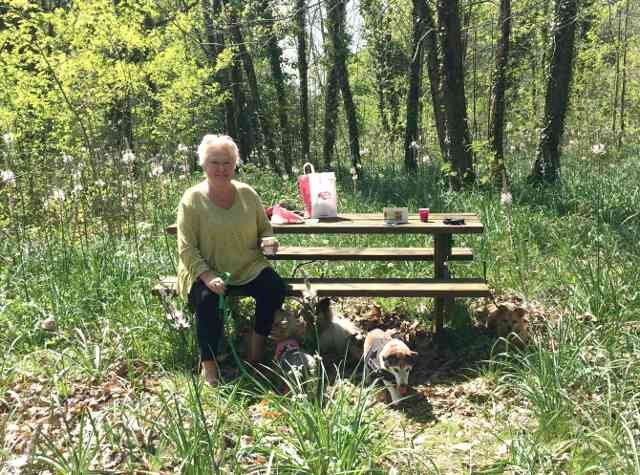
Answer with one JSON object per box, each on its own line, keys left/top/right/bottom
{"left": 155, "top": 212, "right": 490, "bottom": 332}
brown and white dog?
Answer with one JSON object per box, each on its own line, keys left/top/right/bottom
{"left": 363, "top": 328, "right": 418, "bottom": 403}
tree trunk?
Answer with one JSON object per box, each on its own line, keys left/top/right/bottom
{"left": 404, "top": 0, "right": 427, "bottom": 172}
{"left": 323, "top": 64, "right": 340, "bottom": 170}
{"left": 229, "top": 60, "right": 253, "bottom": 161}
{"left": 611, "top": 5, "right": 622, "bottom": 136}
{"left": 422, "top": 2, "right": 448, "bottom": 162}
{"left": 618, "top": 0, "right": 630, "bottom": 149}
{"left": 295, "top": 0, "right": 311, "bottom": 165}
{"left": 225, "top": 2, "right": 280, "bottom": 172}
{"left": 202, "top": 0, "right": 238, "bottom": 143}
{"left": 326, "top": 0, "right": 361, "bottom": 173}
{"left": 437, "top": 0, "right": 475, "bottom": 188}
{"left": 530, "top": 0, "right": 578, "bottom": 183}
{"left": 261, "top": 0, "right": 292, "bottom": 174}
{"left": 489, "top": 0, "right": 511, "bottom": 186}
{"left": 361, "top": 0, "right": 391, "bottom": 135}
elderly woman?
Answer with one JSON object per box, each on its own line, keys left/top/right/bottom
{"left": 176, "top": 134, "right": 286, "bottom": 385}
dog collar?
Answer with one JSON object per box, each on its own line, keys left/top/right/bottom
{"left": 274, "top": 339, "right": 300, "bottom": 362}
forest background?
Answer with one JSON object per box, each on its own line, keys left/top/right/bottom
{"left": 1, "top": 0, "right": 640, "bottom": 473}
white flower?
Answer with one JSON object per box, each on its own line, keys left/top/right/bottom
{"left": 137, "top": 221, "right": 152, "bottom": 232}
{"left": 1, "top": 169, "right": 15, "bottom": 185}
{"left": 291, "top": 166, "right": 299, "bottom": 174}
{"left": 121, "top": 149, "right": 136, "bottom": 164}
{"left": 350, "top": 167, "right": 357, "bottom": 176}
{"left": 421, "top": 155, "right": 431, "bottom": 164}
{"left": 2, "top": 133, "right": 15, "bottom": 146}
{"left": 62, "top": 154, "right": 73, "bottom": 164}
{"left": 150, "top": 164, "right": 163, "bottom": 177}
{"left": 72, "top": 184, "right": 84, "bottom": 194}
{"left": 409, "top": 141, "right": 420, "bottom": 151}
{"left": 500, "top": 191, "right": 513, "bottom": 206}
{"left": 352, "top": 174, "right": 358, "bottom": 181}
{"left": 94, "top": 179, "right": 105, "bottom": 188}
{"left": 282, "top": 174, "right": 289, "bottom": 180}
{"left": 177, "top": 143, "right": 189, "bottom": 154}
{"left": 591, "top": 143, "right": 605, "bottom": 155}
{"left": 359, "top": 148, "right": 368, "bottom": 156}
{"left": 52, "top": 188, "right": 65, "bottom": 201}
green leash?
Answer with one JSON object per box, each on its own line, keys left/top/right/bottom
{"left": 217, "top": 272, "right": 252, "bottom": 381}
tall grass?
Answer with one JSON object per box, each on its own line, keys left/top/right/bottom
{"left": 1, "top": 143, "right": 639, "bottom": 472}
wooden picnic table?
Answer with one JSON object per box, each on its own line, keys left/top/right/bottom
{"left": 161, "top": 212, "right": 489, "bottom": 332}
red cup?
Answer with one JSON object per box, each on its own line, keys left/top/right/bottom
{"left": 419, "top": 208, "right": 430, "bottom": 222}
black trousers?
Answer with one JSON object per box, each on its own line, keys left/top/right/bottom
{"left": 188, "top": 267, "right": 286, "bottom": 361}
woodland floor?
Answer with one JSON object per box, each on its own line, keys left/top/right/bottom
{"left": 2, "top": 295, "right": 547, "bottom": 474}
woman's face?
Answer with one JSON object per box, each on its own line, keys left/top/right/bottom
{"left": 203, "top": 146, "right": 236, "bottom": 184}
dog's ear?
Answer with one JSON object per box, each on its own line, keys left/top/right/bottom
{"left": 317, "top": 298, "right": 332, "bottom": 318}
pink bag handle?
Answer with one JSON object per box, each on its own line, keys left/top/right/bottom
{"left": 302, "top": 162, "right": 315, "bottom": 174}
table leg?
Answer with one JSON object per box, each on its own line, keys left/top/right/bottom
{"left": 433, "top": 233, "right": 452, "bottom": 333}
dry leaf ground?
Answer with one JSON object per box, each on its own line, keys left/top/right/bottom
{"left": 1, "top": 296, "right": 547, "bottom": 474}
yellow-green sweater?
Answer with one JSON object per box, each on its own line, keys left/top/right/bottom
{"left": 176, "top": 180, "right": 273, "bottom": 301}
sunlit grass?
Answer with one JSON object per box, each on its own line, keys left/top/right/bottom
{"left": 1, "top": 145, "right": 639, "bottom": 472}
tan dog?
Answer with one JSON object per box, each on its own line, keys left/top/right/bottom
{"left": 363, "top": 329, "right": 417, "bottom": 403}
{"left": 315, "top": 298, "right": 364, "bottom": 362}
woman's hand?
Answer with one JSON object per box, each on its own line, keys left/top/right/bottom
{"left": 260, "top": 237, "right": 279, "bottom": 255}
{"left": 205, "top": 277, "right": 226, "bottom": 295}
{"left": 200, "top": 271, "right": 226, "bottom": 295}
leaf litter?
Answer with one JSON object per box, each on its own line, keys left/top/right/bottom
{"left": 1, "top": 295, "right": 563, "bottom": 473}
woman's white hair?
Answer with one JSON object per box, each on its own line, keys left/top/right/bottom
{"left": 197, "top": 134, "right": 240, "bottom": 167}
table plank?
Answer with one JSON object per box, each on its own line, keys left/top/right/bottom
{"left": 269, "top": 246, "right": 473, "bottom": 261}
{"left": 164, "top": 213, "right": 482, "bottom": 236}
{"left": 152, "top": 275, "right": 491, "bottom": 298}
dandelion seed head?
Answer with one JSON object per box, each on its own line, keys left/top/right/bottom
{"left": 1, "top": 169, "right": 16, "bottom": 185}
{"left": 137, "top": 221, "right": 152, "bottom": 232}
{"left": 52, "top": 188, "right": 65, "bottom": 201}
{"left": 62, "top": 154, "right": 73, "bottom": 164}
{"left": 2, "top": 133, "right": 15, "bottom": 146}
{"left": 500, "top": 191, "right": 513, "bottom": 206}
{"left": 94, "top": 179, "right": 106, "bottom": 188}
{"left": 150, "top": 164, "right": 163, "bottom": 177}
{"left": 121, "top": 149, "right": 136, "bottom": 164}
{"left": 177, "top": 143, "right": 189, "bottom": 154}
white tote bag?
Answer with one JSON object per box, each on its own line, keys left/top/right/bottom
{"left": 297, "top": 163, "right": 338, "bottom": 218}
